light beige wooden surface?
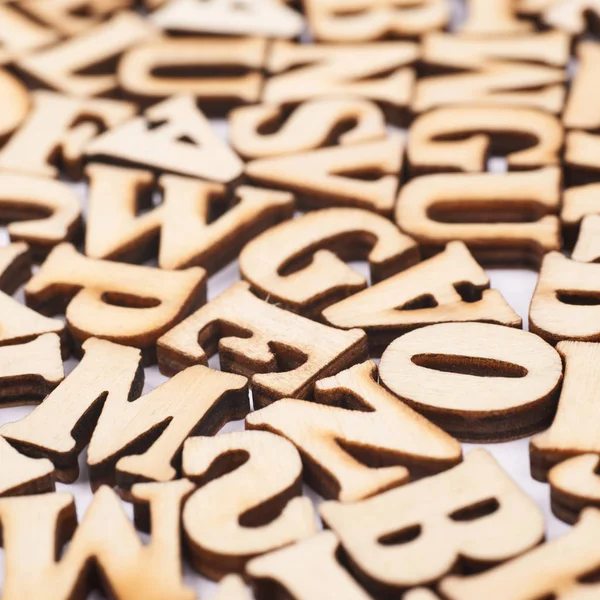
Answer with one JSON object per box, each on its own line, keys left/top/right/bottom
{"left": 323, "top": 241, "right": 521, "bottom": 354}
{"left": 441, "top": 508, "right": 600, "bottom": 600}
{"left": 0, "top": 481, "right": 195, "bottom": 600}
{"left": 378, "top": 322, "right": 563, "bottom": 441}
{"left": 415, "top": 31, "right": 569, "bottom": 113}
{"left": 530, "top": 251, "right": 600, "bottom": 343}
{"left": 247, "top": 360, "right": 461, "bottom": 502}
{"left": 118, "top": 37, "right": 266, "bottom": 108}
{"left": 408, "top": 105, "right": 563, "bottom": 174}
{"left": 247, "top": 531, "right": 372, "bottom": 600}
{"left": 395, "top": 167, "right": 561, "bottom": 268}
{"left": 246, "top": 135, "right": 405, "bottom": 215}
{"left": 18, "top": 12, "right": 155, "bottom": 97}
{"left": 86, "top": 163, "right": 295, "bottom": 273}
{"left": 321, "top": 449, "right": 544, "bottom": 594}
{"left": 157, "top": 281, "right": 367, "bottom": 407}
{"left": 151, "top": 0, "right": 305, "bottom": 38}
{"left": 182, "top": 430, "right": 315, "bottom": 579}
{"left": 459, "top": 0, "right": 532, "bottom": 35}
{"left": 239, "top": 207, "right": 418, "bottom": 317}
{"left": 0, "top": 91, "right": 135, "bottom": 180}
{"left": 25, "top": 243, "right": 206, "bottom": 360}
{"left": 0, "top": 174, "right": 82, "bottom": 257}
{"left": 86, "top": 95, "right": 244, "bottom": 182}
{"left": 304, "top": 0, "right": 449, "bottom": 42}
{"left": 0, "top": 69, "right": 29, "bottom": 143}
{"left": 229, "top": 98, "right": 387, "bottom": 160}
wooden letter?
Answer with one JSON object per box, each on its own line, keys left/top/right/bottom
{"left": 304, "top": 0, "right": 450, "bottom": 42}
{"left": 0, "top": 333, "right": 63, "bottom": 407}
{"left": 85, "top": 164, "right": 295, "bottom": 272}
{"left": 565, "top": 130, "right": 600, "bottom": 185}
{"left": 157, "top": 281, "right": 367, "bottom": 407}
{"left": 86, "top": 95, "right": 244, "bottom": 182}
{"left": 549, "top": 454, "right": 600, "bottom": 524}
{"left": 378, "top": 322, "right": 563, "bottom": 442}
{"left": 395, "top": 167, "right": 561, "bottom": 268}
{"left": 408, "top": 106, "right": 563, "bottom": 175}
{"left": 0, "top": 174, "right": 82, "bottom": 258}
{"left": 441, "top": 508, "right": 600, "bottom": 600}
{"left": 263, "top": 40, "right": 418, "bottom": 122}
{"left": 239, "top": 207, "right": 418, "bottom": 317}
{"left": 182, "top": 430, "right": 316, "bottom": 579}
{"left": 18, "top": 12, "right": 155, "bottom": 97}
{"left": 542, "top": 0, "right": 600, "bottom": 35}
{"left": 564, "top": 42, "right": 600, "bottom": 131}
{"left": 323, "top": 241, "right": 521, "bottom": 355}
{"left": 0, "top": 481, "right": 195, "bottom": 600}
{"left": 25, "top": 243, "right": 206, "bottom": 360}
{"left": 229, "top": 98, "right": 387, "bottom": 160}
{"left": 0, "top": 90, "right": 135, "bottom": 180}
{"left": 247, "top": 361, "right": 462, "bottom": 501}
{"left": 118, "top": 37, "right": 267, "bottom": 109}
{"left": 459, "top": 0, "right": 531, "bottom": 35}
{"left": 1, "top": 338, "right": 249, "bottom": 491}
{"left": 246, "top": 136, "right": 404, "bottom": 215}
{"left": 0, "top": 437, "right": 55, "bottom": 498}
{"left": 214, "top": 575, "right": 252, "bottom": 600}
{"left": 0, "top": 243, "right": 65, "bottom": 348}
{"left": 415, "top": 31, "right": 569, "bottom": 114}
{"left": 0, "top": 69, "right": 29, "bottom": 143}
{"left": 561, "top": 183, "right": 600, "bottom": 246}
{"left": 531, "top": 341, "right": 600, "bottom": 479}
{"left": 151, "top": 0, "right": 305, "bottom": 38}
{"left": 247, "top": 532, "right": 372, "bottom": 600}
{"left": 321, "top": 449, "right": 544, "bottom": 595}
{"left": 529, "top": 252, "right": 600, "bottom": 344}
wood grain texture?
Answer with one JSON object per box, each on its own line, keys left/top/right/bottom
{"left": 229, "top": 98, "right": 387, "bottom": 161}
{"left": 182, "top": 430, "right": 316, "bottom": 579}
{"left": 0, "top": 174, "right": 82, "bottom": 258}
{"left": 151, "top": 0, "right": 304, "bottom": 38}
{"left": 18, "top": 11, "right": 155, "bottom": 97}
{"left": 378, "top": 322, "right": 563, "bottom": 442}
{"left": 247, "top": 532, "right": 372, "bottom": 600}
{"left": 263, "top": 40, "right": 418, "bottom": 122}
{"left": 0, "top": 91, "right": 136, "bottom": 180}
{"left": 304, "top": 0, "right": 449, "bottom": 42}
{"left": 25, "top": 243, "right": 206, "bottom": 361}
{"left": 321, "top": 449, "right": 544, "bottom": 595}
{"left": 86, "top": 95, "right": 244, "bottom": 182}
{"left": 0, "top": 481, "right": 195, "bottom": 600}
{"left": 415, "top": 31, "right": 569, "bottom": 114}
{"left": 440, "top": 508, "right": 600, "bottom": 600}
{"left": 529, "top": 251, "right": 600, "bottom": 343}
{"left": 0, "top": 243, "right": 65, "bottom": 348}
{"left": 0, "top": 333, "right": 63, "bottom": 407}
{"left": 323, "top": 241, "right": 521, "bottom": 355}
{"left": 157, "top": 281, "right": 368, "bottom": 408}
{"left": 408, "top": 106, "right": 563, "bottom": 175}
{"left": 572, "top": 214, "right": 600, "bottom": 262}
{"left": 86, "top": 163, "right": 294, "bottom": 272}
{"left": 0, "top": 69, "right": 29, "bottom": 143}
{"left": 247, "top": 360, "right": 461, "bottom": 502}
{"left": 118, "top": 37, "right": 267, "bottom": 109}
{"left": 239, "top": 207, "right": 418, "bottom": 317}
{"left": 246, "top": 135, "right": 405, "bottom": 215}
{"left": 395, "top": 167, "right": 561, "bottom": 268}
